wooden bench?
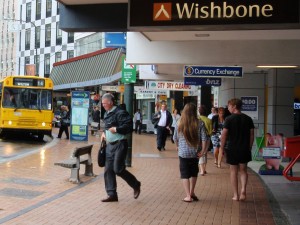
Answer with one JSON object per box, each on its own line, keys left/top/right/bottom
{"left": 90, "top": 122, "right": 99, "bottom": 135}
{"left": 54, "top": 145, "right": 94, "bottom": 183}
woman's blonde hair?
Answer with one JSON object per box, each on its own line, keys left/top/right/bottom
{"left": 178, "top": 103, "right": 199, "bottom": 148}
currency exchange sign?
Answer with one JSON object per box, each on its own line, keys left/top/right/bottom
{"left": 184, "top": 66, "right": 243, "bottom": 78}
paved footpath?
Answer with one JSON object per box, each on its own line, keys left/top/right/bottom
{"left": 0, "top": 128, "right": 297, "bottom": 225}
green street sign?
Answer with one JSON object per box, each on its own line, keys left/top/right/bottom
{"left": 121, "top": 55, "right": 136, "bottom": 84}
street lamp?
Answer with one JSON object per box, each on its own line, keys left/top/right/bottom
{"left": 3, "top": 17, "right": 38, "bottom": 76}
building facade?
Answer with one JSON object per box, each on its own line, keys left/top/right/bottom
{"left": 16, "top": 0, "right": 76, "bottom": 77}
{"left": 0, "top": 0, "right": 18, "bottom": 79}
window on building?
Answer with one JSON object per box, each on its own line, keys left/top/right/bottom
{"left": 34, "top": 55, "right": 40, "bottom": 75}
{"left": 45, "top": 24, "right": 51, "bottom": 47}
{"left": 75, "top": 33, "right": 103, "bottom": 56}
{"left": 24, "top": 56, "right": 30, "bottom": 74}
{"left": 56, "top": 22, "right": 62, "bottom": 45}
{"left": 36, "top": 0, "right": 41, "bottom": 20}
{"left": 55, "top": 52, "right": 61, "bottom": 62}
{"left": 35, "top": 26, "right": 40, "bottom": 48}
{"left": 26, "top": 3, "right": 32, "bottom": 22}
{"left": 25, "top": 30, "right": 31, "bottom": 50}
{"left": 67, "top": 50, "right": 74, "bottom": 59}
{"left": 44, "top": 54, "right": 50, "bottom": 76}
{"left": 57, "top": 2, "right": 60, "bottom": 14}
{"left": 68, "top": 32, "right": 74, "bottom": 43}
{"left": 46, "top": 0, "right": 52, "bottom": 18}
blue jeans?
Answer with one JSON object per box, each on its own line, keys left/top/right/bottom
{"left": 104, "top": 140, "right": 140, "bottom": 197}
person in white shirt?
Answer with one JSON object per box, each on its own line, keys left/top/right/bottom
{"left": 152, "top": 102, "right": 172, "bottom": 151}
{"left": 208, "top": 107, "right": 218, "bottom": 120}
{"left": 133, "top": 109, "right": 142, "bottom": 134}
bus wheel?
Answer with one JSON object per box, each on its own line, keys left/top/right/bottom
{"left": 38, "top": 134, "right": 44, "bottom": 141}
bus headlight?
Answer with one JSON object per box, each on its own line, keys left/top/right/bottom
{"left": 42, "top": 122, "right": 46, "bottom": 127}
{"left": 8, "top": 121, "right": 12, "bottom": 125}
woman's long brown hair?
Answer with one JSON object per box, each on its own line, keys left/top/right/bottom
{"left": 178, "top": 103, "right": 199, "bottom": 148}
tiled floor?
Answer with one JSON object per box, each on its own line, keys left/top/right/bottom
{"left": 0, "top": 130, "right": 278, "bottom": 225}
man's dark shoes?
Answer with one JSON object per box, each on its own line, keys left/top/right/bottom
{"left": 157, "top": 147, "right": 161, "bottom": 151}
{"left": 134, "top": 183, "right": 141, "bottom": 199}
{"left": 101, "top": 195, "right": 118, "bottom": 202}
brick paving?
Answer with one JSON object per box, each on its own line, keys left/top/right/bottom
{"left": 0, "top": 129, "right": 277, "bottom": 225}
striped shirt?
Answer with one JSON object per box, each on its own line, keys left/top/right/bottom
{"left": 173, "top": 120, "right": 209, "bottom": 158}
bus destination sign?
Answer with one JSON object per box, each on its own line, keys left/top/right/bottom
{"left": 13, "top": 78, "right": 45, "bottom": 87}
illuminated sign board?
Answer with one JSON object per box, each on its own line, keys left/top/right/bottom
{"left": 184, "top": 66, "right": 243, "bottom": 78}
{"left": 129, "top": 0, "right": 299, "bottom": 29}
{"left": 13, "top": 78, "right": 45, "bottom": 87}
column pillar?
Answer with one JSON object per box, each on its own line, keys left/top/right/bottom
{"left": 124, "top": 83, "right": 134, "bottom": 167}
{"left": 267, "top": 69, "right": 294, "bottom": 137}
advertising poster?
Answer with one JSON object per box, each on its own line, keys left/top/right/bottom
{"left": 241, "top": 96, "right": 258, "bottom": 120}
{"left": 70, "top": 91, "right": 90, "bottom": 141}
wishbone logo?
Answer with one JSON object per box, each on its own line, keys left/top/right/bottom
{"left": 153, "top": 3, "right": 172, "bottom": 21}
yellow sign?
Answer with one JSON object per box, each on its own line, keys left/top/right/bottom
{"left": 117, "top": 85, "right": 125, "bottom": 93}
{"left": 159, "top": 95, "right": 167, "bottom": 101}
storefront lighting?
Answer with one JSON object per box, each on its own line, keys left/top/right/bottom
{"left": 256, "top": 65, "right": 298, "bottom": 68}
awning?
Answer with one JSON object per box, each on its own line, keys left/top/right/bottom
{"left": 50, "top": 48, "right": 124, "bottom": 90}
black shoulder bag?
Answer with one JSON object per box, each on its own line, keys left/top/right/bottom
{"left": 97, "top": 140, "right": 106, "bottom": 167}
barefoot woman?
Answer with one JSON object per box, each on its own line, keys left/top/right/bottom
{"left": 220, "top": 98, "right": 254, "bottom": 201}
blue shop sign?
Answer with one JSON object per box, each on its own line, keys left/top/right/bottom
{"left": 184, "top": 66, "right": 243, "bottom": 78}
{"left": 184, "top": 77, "right": 221, "bottom": 86}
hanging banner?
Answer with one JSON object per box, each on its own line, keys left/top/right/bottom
{"left": 70, "top": 91, "right": 90, "bottom": 141}
{"left": 184, "top": 77, "right": 221, "bottom": 86}
{"left": 184, "top": 66, "right": 243, "bottom": 78}
{"left": 121, "top": 55, "right": 136, "bottom": 84}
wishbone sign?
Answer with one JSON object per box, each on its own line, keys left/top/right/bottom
{"left": 155, "top": 5, "right": 170, "bottom": 19}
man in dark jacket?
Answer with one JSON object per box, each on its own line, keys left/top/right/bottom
{"left": 153, "top": 102, "right": 172, "bottom": 151}
{"left": 92, "top": 106, "right": 101, "bottom": 130}
{"left": 100, "top": 93, "right": 141, "bottom": 202}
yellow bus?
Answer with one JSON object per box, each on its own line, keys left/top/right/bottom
{"left": 0, "top": 76, "right": 53, "bottom": 140}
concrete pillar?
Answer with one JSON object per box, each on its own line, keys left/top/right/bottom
{"left": 267, "top": 69, "right": 294, "bottom": 137}
{"left": 124, "top": 83, "right": 134, "bottom": 167}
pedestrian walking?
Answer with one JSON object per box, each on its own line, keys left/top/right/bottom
{"left": 152, "top": 102, "right": 172, "bottom": 151}
{"left": 173, "top": 103, "right": 209, "bottom": 202}
{"left": 220, "top": 98, "right": 254, "bottom": 201}
{"left": 57, "top": 105, "right": 70, "bottom": 139}
{"left": 133, "top": 109, "right": 143, "bottom": 134}
{"left": 198, "top": 105, "right": 212, "bottom": 176}
{"left": 170, "top": 108, "right": 181, "bottom": 143}
{"left": 211, "top": 107, "right": 226, "bottom": 168}
{"left": 92, "top": 106, "right": 101, "bottom": 130}
{"left": 100, "top": 93, "right": 141, "bottom": 202}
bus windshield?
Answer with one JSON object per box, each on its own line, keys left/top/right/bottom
{"left": 2, "top": 87, "right": 52, "bottom": 110}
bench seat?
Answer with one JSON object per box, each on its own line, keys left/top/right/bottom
{"left": 54, "top": 145, "right": 94, "bottom": 183}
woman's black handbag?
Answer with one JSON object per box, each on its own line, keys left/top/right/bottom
{"left": 97, "top": 140, "right": 106, "bottom": 167}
